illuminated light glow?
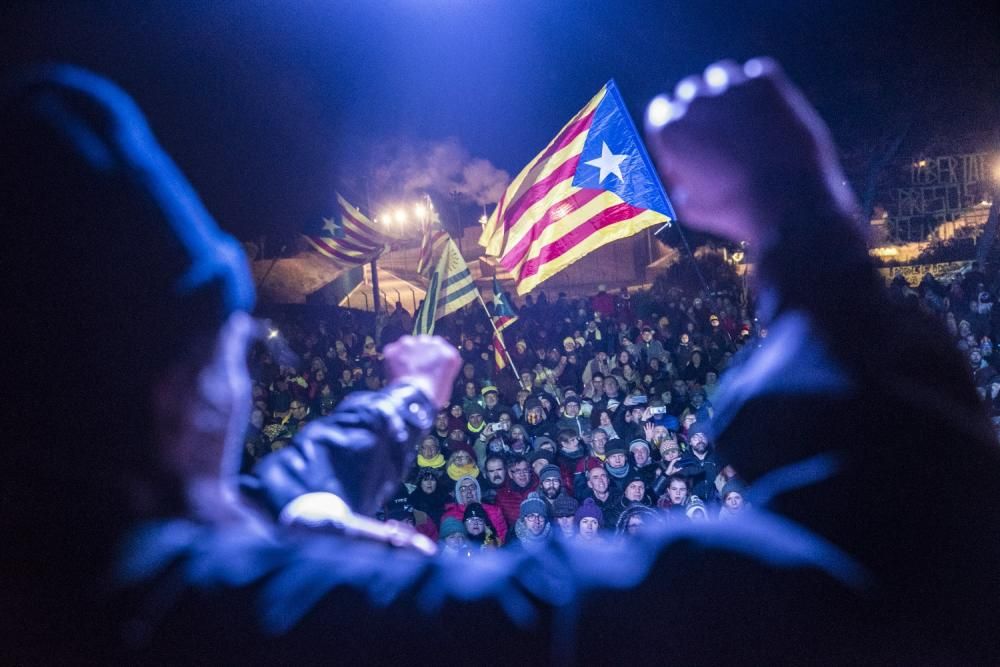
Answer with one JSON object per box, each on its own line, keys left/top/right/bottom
{"left": 646, "top": 95, "right": 673, "bottom": 128}
{"left": 993, "top": 160, "right": 1000, "bottom": 183}
{"left": 268, "top": 329, "right": 280, "bottom": 339}
{"left": 870, "top": 246, "right": 900, "bottom": 257}
{"left": 394, "top": 209, "right": 408, "bottom": 224}
{"left": 414, "top": 202, "right": 427, "bottom": 218}
{"left": 743, "top": 59, "right": 765, "bottom": 78}
{"left": 704, "top": 65, "right": 729, "bottom": 89}
{"left": 675, "top": 80, "right": 698, "bottom": 101}
{"left": 380, "top": 212, "right": 392, "bottom": 224}
{"left": 917, "top": 159, "right": 928, "bottom": 168}
{"left": 479, "top": 215, "right": 488, "bottom": 225}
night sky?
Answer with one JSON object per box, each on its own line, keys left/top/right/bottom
{"left": 3, "top": 1, "right": 998, "bottom": 241}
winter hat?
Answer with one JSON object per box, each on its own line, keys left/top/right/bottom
{"left": 574, "top": 497, "right": 604, "bottom": 525}
{"left": 520, "top": 495, "right": 549, "bottom": 519}
{"left": 605, "top": 440, "right": 627, "bottom": 457}
{"left": 629, "top": 438, "right": 651, "bottom": 454}
{"left": 463, "top": 502, "right": 488, "bottom": 522}
{"left": 552, "top": 495, "right": 580, "bottom": 518}
{"left": 721, "top": 480, "right": 747, "bottom": 501}
{"left": 530, "top": 450, "right": 553, "bottom": 465}
{"left": 524, "top": 397, "right": 543, "bottom": 411}
{"left": 538, "top": 464, "right": 562, "bottom": 483}
{"left": 439, "top": 517, "right": 465, "bottom": 539}
{"left": 386, "top": 497, "right": 413, "bottom": 522}
{"left": 563, "top": 395, "right": 581, "bottom": 406}
{"left": 534, "top": 436, "right": 557, "bottom": 451}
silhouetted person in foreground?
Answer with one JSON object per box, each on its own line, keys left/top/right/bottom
{"left": 4, "top": 60, "right": 999, "bottom": 665}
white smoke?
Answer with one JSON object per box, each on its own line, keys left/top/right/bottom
{"left": 369, "top": 137, "right": 509, "bottom": 206}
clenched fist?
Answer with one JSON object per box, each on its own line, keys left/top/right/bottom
{"left": 384, "top": 335, "right": 461, "bottom": 409}
{"left": 644, "top": 58, "right": 858, "bottom": 247}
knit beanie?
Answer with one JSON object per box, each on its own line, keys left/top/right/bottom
{"left": 575, "top": 497, "right": 604, "bottom": 525}
{"left": 538, "top": 464, "right": 562, "bottom": 483}
{"left": 520, "top": 495, "right": 549, "bottom": 519}
{"left": 629, "top": 438, "right": 650, "bottom": 454}
{"left": 439, "top": 517, "right": 465, "bottom": 539}
{"left": 530, "top": 450, "right": 553, "bottom": 465}
{"left": 552, "top": 495, "right": 579, "bottom": 518}
{"left": 721, "top": 479, "right": 747, "bottom": 500}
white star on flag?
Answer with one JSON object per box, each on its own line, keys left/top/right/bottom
{"left": 585, "top": 141, "right": 627, "bottom": 184}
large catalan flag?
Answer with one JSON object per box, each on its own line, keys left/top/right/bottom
{"left": 491, "top": 276, "right": 518, "bottom": 370}
{"left": 480, "top": 80, "right": 675, "bottom": 294}
{"left": 413, "top": 238, "right": 478, "bottom": 334}
{"left": 304, "top": 192, "right": 389, "bottom": 266}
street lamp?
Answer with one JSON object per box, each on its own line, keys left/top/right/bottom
{"left": 393, "top": 209, "right": 408, "bottom": 224}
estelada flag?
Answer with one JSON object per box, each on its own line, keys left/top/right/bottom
{"left": 479, "top": 80, "right": 675, "bottom": 294}
{"left": 304, "top": 192, "right": 389, "bottom": 266}
{"left": 491, "top": 276, "right": 517, "bottom": 370}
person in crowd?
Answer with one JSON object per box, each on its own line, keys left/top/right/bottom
{"left": 657, "top": 475, "right": 707, "bottom": 522}
{"left": 496, "top": 455, "right": 538, "bottom": 528}
{"left": 579, "top": 462, "right": 618, "bottom": 526}
{"left": 408, "top": 467, "right": 449, "bottom": 529}
{"left": 555, "top": 429, "right": 585, "bottom": 490}
{"left": 605, "top": 473, "right": 653, "bottom": 527}
{"left": 592, "top": 408, "right": 620, "bottom": 440}
{"left": 574, "top": 498, "right": 605, "bottom": 543}
{"left": 439, "top": 517, "right": 471, "bottom": 557}
{"left": 552, "top": 495, "right": 579, "bottom": 540}
{"left": 444, "top": 447, "right": 479, "bottom": 482}
{"left": 463, "top": 502, "right": 501, "bottom": 549}
{"left": 603, "top": 441, "right": 633, "bottom": 492}
{"left": 416, "top": 435, "right": 447, "bottom": 473}
{"left": 481, "top": 385, "right": 507, "bottom": 423}
{"left": 676, "top": 424, "right": 720, "bottom": 505}
{"left": 536, "top": 463, "right": 566, "bottom": 511}
{"left": 717, "top": 480, "right": 750, "bottom": 521}
{"left": 441, "top": 475, "right": 507, "bottom": 544}
{"left": 430, "top": 412, "right": 452, "bottom": 449}
{"left": 614, "top": 504, "right": 664, "bottom": 540}
{"left": 481, "top": 454, "right": 507, "bottom": 505}
{"left": 506, "top": 495, "right": 553, "bottom": 549}
{"left": 555, "top": 394, "right": 592, "bottom": 439}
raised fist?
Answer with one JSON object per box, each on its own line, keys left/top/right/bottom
{"left": 644, "top": 58, "right": 858, "bottom": 245}
{"left": 384, "top": 335, "right": 461, "bottom": 408}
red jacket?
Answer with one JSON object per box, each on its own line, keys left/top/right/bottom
{"left": 441, "top": 502, "right": 508, "bottom": 545}
{"left": 495, "top": 477, "right": 538, "bottom": 529}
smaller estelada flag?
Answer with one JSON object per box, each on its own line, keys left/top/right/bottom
{"left": 491, "top": 276, "right": 517, "bottom": 370}
{"left": 304, "top": 192, "right": 390, "bottom": 267}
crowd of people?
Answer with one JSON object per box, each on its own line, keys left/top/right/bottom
{"left": 244, "top": 282, "right": 749, "bottom": 545}
{"left": 243, "top": 258, "right": 1000, "bottom": 553}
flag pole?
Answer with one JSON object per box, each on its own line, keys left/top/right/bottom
{"left": 475, "top": 291, "right": 525, "bottom": 389}
{"left": 370, "top": 256, "right": 382, "bottom": 342}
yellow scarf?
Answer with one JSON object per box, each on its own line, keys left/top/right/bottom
{"left": 447, "top": 462, "right": 480, "bottom": 481}
{"left": 417, "top": 453, "right": 445, "bottom": 469}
